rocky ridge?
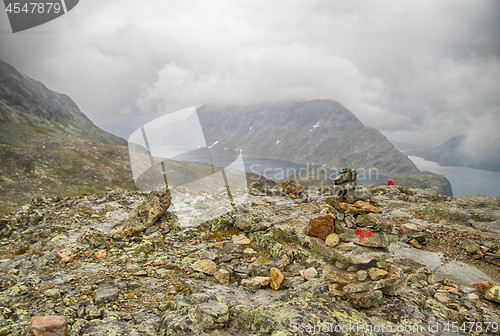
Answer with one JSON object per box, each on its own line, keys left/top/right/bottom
{"left": 407, "top": 135, "right": 500, "bottom": 172}
{"left": 197, "top": 101, "right": 419, "bottom": 176}
{"left": 0, "top": 59, "right": 135, "bottom": 214}
{"left": 0, "top": 182, "right": 499, "bottom": 335}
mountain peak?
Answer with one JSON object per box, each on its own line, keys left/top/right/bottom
{"left": 197, "top": 100, "right": 418, "bottom": 176}
{"left": 0, "top": 59, "right": 90, "bottom": 124}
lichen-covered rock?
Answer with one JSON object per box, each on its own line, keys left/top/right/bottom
{"left": 368, "top": 267, "right": 388, "bottom": 281}
{"left": 299, "top": 267, "right": 318, "bottom": 280}
{"left": 461, "top": 238, "right": 481, "bottom": 254}
{"left": 192, "top": 259, "right": 217, "bottom": 275}
{"left": 78, "top": 227, "right": 107, "bottom": 248}
{"left": 348, "top": 290, "right": 383, "bottom": 309}
{"left": 282, "top": 180, "right": 303, "bottom": 198}
{"left": 114, "top": 191, "right": 169, "bottom": 237}
{"left": 485, "top": 286, "right": 500, "bottom": 303}
{"left": 94, "top": 287, "right": 118, "bottom": 305}
{"left": 326, "top": 197, "right": 382, "bottom": 215}
{"left": 336, "top": 227, "right": 397, "bottom": 248}
{"left": 270, "top": 268, "right": 285, "bottom": 290}
{"left": 325, "top": 233, "right": 340, "bottom": 247}
{"left": 214, "top": 269, "right": 232, "bottom": 285}
{"left": 331, "top": 242, "right": 390, "bottom": 265}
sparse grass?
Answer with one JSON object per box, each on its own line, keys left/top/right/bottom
{"left": 14, "top": 244, "right": 30, "bottom": 256}
{"left": 175, "top": 284, "right": 192, "bottom": 294}
{"left": 210, "top": 227, "right": 240, "bottom": 241}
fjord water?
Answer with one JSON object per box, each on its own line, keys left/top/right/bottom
{"left": 408, "top": 156, "right": 500, "bottom": 197}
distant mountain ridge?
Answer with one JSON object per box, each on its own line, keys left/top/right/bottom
{"left": 0, "top": 59, "right": 135, "bottom": 213}
{"left": 198, "top": 101, "right": 419, "bottom": 176}
{"left": 408, "top": 135, "right": 500, "bottom": 172}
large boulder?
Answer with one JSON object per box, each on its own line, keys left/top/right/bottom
{"left": 304, "top": 213, "right": 335, "bottom": 239}
{"left": 114, "top": 191, "right": 170, "bottom": 237}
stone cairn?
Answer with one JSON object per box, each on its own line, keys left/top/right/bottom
{"left": 304, "top": 168, "right": 407, "bottom": 308}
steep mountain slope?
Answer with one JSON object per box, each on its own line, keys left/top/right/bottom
{"left": 408, "top": 135, "right": 500, "bottom": 172}
{"left": 197, "top": 100, "right": 419, "bottom": 176}
{"left": 0, "top": 59, "right": 135, "bottom": 213}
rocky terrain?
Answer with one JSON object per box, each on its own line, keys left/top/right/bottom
{"left": 0, "top": 59, "right": 135, "bottom": 214}
{"left": 0, "top": 181, "right": 498, "bottom": 335}
{"left": 377, "top": 172, "right": 453, "bottom": 197}
{"left": 197, "top": 101, "right": 419, "bottom": 176}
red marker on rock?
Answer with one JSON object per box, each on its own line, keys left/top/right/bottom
{"left": 354, "top": 230, "right": 373, "bottom": 244}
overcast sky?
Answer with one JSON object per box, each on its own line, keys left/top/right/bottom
{"left": 0, "top": 0, "right": 499, "bottom": 145}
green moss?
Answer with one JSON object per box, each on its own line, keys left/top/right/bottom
{"left": 14, "top": 244, "right": 29, "bottom": 256}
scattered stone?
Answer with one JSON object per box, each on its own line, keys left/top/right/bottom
{"left": 241, "top": 276, "right": 271, "bottom": 289}
{"left": 434, "top": 293, "right": 452, "bottom": 305}
{"left": 409, "top": 239, "right": 422, "bottom": 249}
{"left": 382, "top": 275, "right": 408, "bottom": 296}
{"left": 214, "top": 269, "right": 231, "bottom": 285}
{"left": 325, "top": 233, "right": 340, "bottom": 247}
{"left": 348, "top": 290, "right": 383, "bottom": 308}
{"left": 461, "top": 239, "right": 481, "bottom": 254}
{"left": 485, "top": 286, "right": 500, "bottom": 303}
{"left": 398, "top": 223, "right": 423, "bottom": 235}
{"left": 368, "top": 268, "right": 388, "bottom": 281}
{"left": 124, "top": 262, "right": 141, "bottom": 273}
{"left": 95, "top": 249, "right": 107, "bottom": 260}
{"left": 232, "top": 234, "right": 251, "bottom": 245}
{"left": 355, "top": 214, "right": 392, "bottom": 232}
{"left": 282, "top": 180, "right": 303, "bottom": 198}
{"left": 357, "top": 270, "right": 368, "bottom": 282}
{"left": 243, "top": 248, "right": 257, "bottom": 255}
{"left": 94, "top": 287, "right": 119, "bottom": 305}
{"left": 44, "top": 288, "right": 61, "bottom": 299}
{"left": 376, "top": 261, "right": 391, "bottom": 270}
{"left": 299, "top": 267, "right": 318, "bottom": 280}
{"left": 79, "top": 227, "right": 107, "bottom": 248}
{"left": 328, "top": 283, "right": 345, "bottom": 297}
{"left": 57, "top": 249, "right": 75, "bottom": 263}
{"left": 305, "top": 257, "right": 320, "bottom": 268}
{"left": 192, "top": 259, "right": 218, "bottom": 275}
{"left": 85, "top": 305, "right": 102, "bottom": 320}
{"left": 145, "top": 258, "right": 165, "bottom": 266}
{"left": 304, "top": 213, "right": 335, "bottom": 239}
{"left": 471, "top": 281, "right": 493, "bottom": 292}
{"left": 326, "top": 197, "right": 382, "bottom": 215}
{"left": 116, "top": 192, "right": 168, "bottom": 237}
{"left": 335, "top": 261, "right": 350, "bottom": 270}
{"left": 28, "top": 316, "right": 67, "bottom": 336}
{"left": 270, "top": 268, "right": 285, "bottom": 290}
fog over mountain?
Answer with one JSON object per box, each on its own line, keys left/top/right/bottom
{"left": 198, "top": 100, "right": 419, "bottom": 176}
{"left": 0, "top": 59, "right": 135, "bottom": 212}
{"left": 408, "top": 135, "right": 500, "bottom": 172}
{"left": 0, "top": 0, "right": 499, "bottom": 159}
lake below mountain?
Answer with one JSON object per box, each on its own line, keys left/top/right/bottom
{"left": 408, "top": 156, "right": 500, "bottom": 197}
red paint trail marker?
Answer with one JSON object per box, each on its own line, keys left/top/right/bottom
{"left": 354, "top": 230, "right": 373, "bottom": 244}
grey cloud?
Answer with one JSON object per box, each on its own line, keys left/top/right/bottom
{"left": 0, "top": 0, "right": 498, "bottom": 148}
